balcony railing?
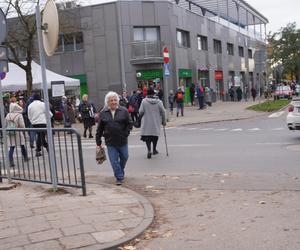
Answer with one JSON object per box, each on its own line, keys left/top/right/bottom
{"left": 130, "top": 41, "right": 163, "bottom": 64}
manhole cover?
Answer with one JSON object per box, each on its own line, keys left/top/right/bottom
{"left": 286, "top": 145, "right": 300, "bottom": 151}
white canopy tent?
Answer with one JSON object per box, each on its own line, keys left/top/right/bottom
{"left": 1, "top": 61, "right": 80, "bottom": 92}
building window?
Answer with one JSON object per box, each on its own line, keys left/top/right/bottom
{"left": 227, "top": 43, "right": 234, "bottom": 55}
{"left": 176, "top": 29, "right": 190, "bottom": 48}
{"left": 133, "top": 27, "right": 160, "bottom": 41}
{"left": 213, "top": 39, "right": 222, "bottom": 54}
{"left": 197, "top": 35, "right": 208, "bottom": 51}
{"left": 238, "top": 46, "right": 244, "bottom": 57}
{"left": 248, "top": 49, "right": 253, "bottom": 59}
{"left": 56, "top": 32, "right": 84, "bottom": 53}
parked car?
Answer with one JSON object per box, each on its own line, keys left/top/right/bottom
{"left": 287, "top": 98, "right": 300, "bottom": 130}
{"left": 274, "top": 85, "right": 293, "bottom": 100}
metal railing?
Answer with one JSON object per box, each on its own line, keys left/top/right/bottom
{"left": 131, "top": 41, "right": 163, "bottom": 60}
{"left": 0, "top": 128, "right": 86, "bottom": 196}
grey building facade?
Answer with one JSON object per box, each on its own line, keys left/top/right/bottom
{"left": 45, "top": 0, "right": 268, "bottom": 107}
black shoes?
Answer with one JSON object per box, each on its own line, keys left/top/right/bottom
{"left": 36, "top": 152, "right": 42, "bottom": 157}
{"left": 153, "top": 150, "right": 159, "bottom": 155}
{"left": 83, "top": 133, "right": 87, "bottom": 138}
{"left": 147, "top": 152, "right": 152, "bottom": 159}
{"left": 89, "top": 134, "right": 93, "bottom": 138}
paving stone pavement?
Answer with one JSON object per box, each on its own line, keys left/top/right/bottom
{"left": 0, "top": 182, "right": 154, "bottom": 250}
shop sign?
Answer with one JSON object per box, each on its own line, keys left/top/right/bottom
{"left": 136, "top": 69, "right": 163, "bottom": 80}
{"left": 179, "top": 69, "right": 192, "bottom": 78}
{"left": 215, "top": 71, "right": 223, "bottom": 80}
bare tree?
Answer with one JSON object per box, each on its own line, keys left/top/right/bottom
{"left": 1, "top": 0, "right": 81, "bottom": 94}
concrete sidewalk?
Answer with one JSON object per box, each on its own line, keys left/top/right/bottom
{"left": 0, "top": 182, "right": 154, "bottom": 250}
{"left": 167, "top": 100, "right": 266, "bottom": 127}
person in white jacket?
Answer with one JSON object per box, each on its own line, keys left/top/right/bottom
{"left": 28, "top": 93, "right": 52, "bottom": 157}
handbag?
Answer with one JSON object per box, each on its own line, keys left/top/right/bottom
{"left": 133, "top": 114, "right": 143, "bottom": 128}
{"left": 128, "top": 105, "right": 134, "bottom": 113}
{"left": 96, "top": 146, "right": 106, "bottom": 164}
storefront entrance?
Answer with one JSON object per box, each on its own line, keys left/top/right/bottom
{"left": 136, "top": 69, "right": 163, "bottom": 90}
{"left": 178, "top": 68, "right": 192, "bottom": 104}
{"left": 215, "top": 70, "right": 224, "bottom": 101}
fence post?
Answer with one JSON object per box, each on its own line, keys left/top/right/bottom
{"left": 75, "top": 130, "right": 86, "bottom": 196}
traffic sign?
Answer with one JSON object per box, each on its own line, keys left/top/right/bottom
{"left": 163, "top": 46, "right": 169, "bottom": 64}
{"left": 0, "top": 60, "right": 8, "bottom": 73}
{"left": 0, "top": 72, "right": 6, "bottom": 80}
{"left": 164, "top": 63, "right": 170, "bottom": 76}
{"left": 0, "top": 8, "right": 7, "bottom": 43}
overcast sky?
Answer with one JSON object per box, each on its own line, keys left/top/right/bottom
{"left": 246, "top": 0, "right": 300, "bottom": 33}
{"left": 80, "top": 0, "right": 299, "bottom": 33}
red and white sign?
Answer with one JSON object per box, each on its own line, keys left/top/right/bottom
{"left": 215, "top": 71, "right": 223, "bottom": 81}
{"left": 163, "top": 46, "right": 169, "bottom": 64}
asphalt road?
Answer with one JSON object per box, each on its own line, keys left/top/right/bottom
{"left": 85, "top": 111, "right": 300, "bottom": 190}
{"left": 84, "top": 111, "right": 300, "bottom": 250}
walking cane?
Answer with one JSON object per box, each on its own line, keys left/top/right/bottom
{"left": 163, "top": 126, "right": 169, "bottom": 156}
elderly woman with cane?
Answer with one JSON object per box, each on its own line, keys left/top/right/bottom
{"left": 139, "top": 88, "right": 166, "bottom": 159}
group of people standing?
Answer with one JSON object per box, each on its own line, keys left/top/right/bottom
{"left": 168, "top": 84, "right": 214, "bottom": 117}
{"left": 228, "top": 86, "right": 257, "bottom": 102}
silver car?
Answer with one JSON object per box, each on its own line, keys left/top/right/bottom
{"left": 287, "top": 98, "right": 300, "bottom": 130}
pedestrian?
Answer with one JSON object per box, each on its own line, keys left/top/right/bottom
{"left": 205, "top": 87, "right": 212, "bottom": 106}
{"left": 60, "top": 96, "right": 68, "bottom": 127}
{"left": 174, "top": 88, "right": 184, "bottom": 116}
{"left": 78, "top": 94, "right": 96, "bottom": 138}
{"left": 139, "top": 88, "right": 166, "bottom": 159}
{"left": 23, "top": 94, "right": 36, "bottom": 148}
{"left": 27, "top": 93, "right": 52, "bottom": 157}
{"left": 63, "top": 99, "right": 76, "bottom": 128}
{"left": 119, "top": 90, "right": 129, "bottom": 108}
{"left": 244, "top": 85, "right": 249, "bottom": 101}
{"left": 236, "top": 86, "right": 243, "bottom": 102}
{"left": 196, "top": 84, "right": 205, "bottom": 109}
{"left": 190, "top": 84, "right": 195, "bottom": 106}
{"left": 168, "top": 90, "right": 175, "bottom": 115}
{"left": 229, "top": 86, "right": 235, "bottom": 102}
{"left": 128, "top": 91, "right": 139, "bottom": 122}
{"left": 251, "top": 87, "right": 257, "bottom": 101}
{"left": 96, "top": 91, "right": 133, "bottom": 185}
{"left": 6, "top": 102, "right": 29, "bottom": 166}
{"left": 156, "top": 85, "right": 164, "bottom": 101}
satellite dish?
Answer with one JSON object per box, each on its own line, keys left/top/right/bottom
{"left": 42, "top": 0, "right": 59, "bottom": 56}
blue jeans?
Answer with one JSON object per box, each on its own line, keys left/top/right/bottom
{"left": 177, "top": 102, "right": 184, "bottom": 116}
{"left": 107, "top": 144, "right": 128, "bottom": 181}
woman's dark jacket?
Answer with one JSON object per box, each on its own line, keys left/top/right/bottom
{"left": 96, "top": 106, "right": 133, "bottom": 147}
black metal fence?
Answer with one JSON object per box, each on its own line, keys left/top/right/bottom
{"left": 0, "top": 128, "right": 86, "bottom": 196}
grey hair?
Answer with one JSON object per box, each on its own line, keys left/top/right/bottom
{"left": 104, "top": 91, "right": 120, "bottom": 107}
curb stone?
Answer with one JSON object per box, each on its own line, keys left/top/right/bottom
{"left": 91, "top": 182, "right": 154, "bottom": 250}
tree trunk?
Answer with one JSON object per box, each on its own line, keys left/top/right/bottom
{"left": 26, "top": 68, "right": 33, "bottom": 95}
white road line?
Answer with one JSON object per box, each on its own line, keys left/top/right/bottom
{"left": 256, "top": 142, "right": 291, "bottom": 145}
{"left": 268, "top": 111, "right": 285, "bottom": 118}
{"left": 199, "top": 128, "right": 213, "bottom": 131}
{"left": 247, "top": 128, "right": 261, "bottom": 131}
{"left": 165, "top": 127, "right": 176, "bottom": 130}
{"left": 230, "top": 128, "right": 243, "bottom": 131}
{"left": 214, "top": 128, "right": 228, "bottom": 131}
{"left": 186, "top": 128, "right": 198, "bottom": 131}
{"left": 271, "top": 128, "right": 285, "bottom": 131}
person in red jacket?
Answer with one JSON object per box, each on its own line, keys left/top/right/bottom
{"left": 174, "top": 88, "right": 184, "bottom": 117}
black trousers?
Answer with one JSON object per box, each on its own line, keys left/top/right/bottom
{"left": 32, "top": 124, "right": 48, "bottom": 152}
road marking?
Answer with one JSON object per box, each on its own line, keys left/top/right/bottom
{"left": 256, "top": 142, "right": 291, "bottom": 145}
{"left": 247, "top": 128, "right": 260, "bottom": 131}
{"left": 230, "top": 128, "right": 243, "bottom": 131}
{"left": 165, "top": 127, "right": 176, "bottom": 130}
{"left": 271, "top": 127, "right": 285, "bottom": 131}
{"left": 214, "top": 128, "right": 228, "bottom": 131}
{"left": 186, "top": 128, "right": 198, "bottom": 131}
{"left": 268, "top": 111, "right": 285, "bottom": 118}
{"left": 199, "top": 128, "right": 213, "bottom": 131}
